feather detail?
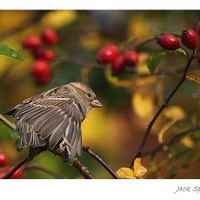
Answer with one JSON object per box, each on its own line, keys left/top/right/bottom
{"left": 4, "top": 82, "right": 102, "bottom": 165}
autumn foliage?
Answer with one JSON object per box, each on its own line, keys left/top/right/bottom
{"left": 1, "top": 11, "right": 200, "bottom": 179}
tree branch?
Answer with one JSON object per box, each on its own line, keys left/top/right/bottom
{"left": 1, "top": 157, "right": 28, "bottom": 179}
{"left": 73, "top": 159, "right": 94, "bottom": 179}
{"left": 83, "top": 146, "right": 119, "bottom": 179}
{"left": 128, "top": 52, "right": 195, "bottom": 168}
{"left": 0, "top": 115, "right": 95, "bottom": 179}
{"left": 142, "top": 125, "right": 200, "bottom": 158}
{"left": 25, "top": 163, "right": 65, "bottom": 179}
{"left": 0, "top": 114, "right": 16, "bottom": 130}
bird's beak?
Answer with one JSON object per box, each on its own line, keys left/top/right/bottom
{"left": 91, "top": 99, "right": 103, "bottom": 108}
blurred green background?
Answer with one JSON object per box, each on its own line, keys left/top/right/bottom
{"left": 1, "top": 10, "right": 200, "bottom": 179}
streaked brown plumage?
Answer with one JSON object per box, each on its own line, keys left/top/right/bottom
{"left": 5, "top": 82, "right": 103, "bottom": 165}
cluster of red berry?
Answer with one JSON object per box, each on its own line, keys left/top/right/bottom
{"left": 22, "top": 29, "right": 58, "bottom": 85}
{"left": 97, "top": 45, "right": 140, "bottom": 75}
{"left": 0, "top": 152, "right": 23, "bottom": 179}
{"left": 156, "top": 21, "right": 200, "bottom": 63}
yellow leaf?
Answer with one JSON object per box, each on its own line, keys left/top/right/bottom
{"left": 132, "top": 91, "right": 155, "bottom": 120}
{"left": 135, "top": 76, "right": 157, "bottom": 88}
{"left": 105, "top": 67, "right": 136, "bottom": 88}
{"left": 135, "top": 52, "right": 153, "bottom": 75}
{"left": 80, "top": 32, "right": 102, "bottom": 50}
{"left": 158, "top": 119, "right": 177, "bottom": 143}
{"left": 116, "top": 167, "right": 136, "bottom": 179}
{"left": 181, "top": 136, "right": 195, "bottom": 148}
{"left": 41, "top": 10, "right": 77, "bottom": 29}
{"left": 0, "top": 11, "right": 34, "bottom": 32}
{"left": 163, "top": 105, "right": 186, "bottom": 120}
{"left": 186, "top": 75, "right": 200, "bottom": 84}
{"left": 133, "top": 158, "right": 147, "bottom": 178}
{"left": 127, "top": 15, "right": 157, "bottom": 39}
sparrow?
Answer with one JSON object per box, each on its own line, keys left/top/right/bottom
{"left": 5, "top": 82, "right": 103, "bottom": 165}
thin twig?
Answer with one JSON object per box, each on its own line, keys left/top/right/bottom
{"left": 25, "top": 163, "right": 65, "bottom": 179}
{"left": 83, "top": 146, "right": 119, "bottom": 179}
{"left": 73, "top": 159, "right": 94, "bottom": 179}
{"left": 53, "top": 54, "right": 102, "bottom": 69}
{"left": 128, "top": 53, "right": 195, "bottom": 168}
{"left": 127, "top": 36, "right": 157, "bottom": 49}
{"left": 49, "top": 149, "right": 94, "bottom": 179}
{"left": 0, "top": 114, "right": 16, "bottom": 130}
{"left": 2, "top": 157, "right": 28, "bottom": 179}
{"left": 129, "top": 33, "right": 181, "bottom": 50}
{"left": 142, "top": 125, "right": 200, "bottom": 158}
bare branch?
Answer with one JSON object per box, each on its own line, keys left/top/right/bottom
{"left": 142, "top": 125, "right": 200, "bottom": 158}
{"left": 25, "top": 163, "right": 65, "bottom": 179}
{"left": 73, "top": 159, "right": 94, "bottom": 179}
{"left": 83, "top": 146, "right": 119, "bottom": 179}
{"left": 128, "top": 52, "right": 195, "bottom": 168}
{"left": 1, "top": 157, "right": 28, "bottom": 179}
{"left": 0, "top": 114, "right": 16, "bottom": 130}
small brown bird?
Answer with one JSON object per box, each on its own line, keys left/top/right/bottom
{"left": 5, "top": 82, "right": 103, "bottom": 165}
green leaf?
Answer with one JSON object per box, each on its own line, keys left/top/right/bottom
{"left": 180, "top": 162, "right": 189, "bottom": 168}
{"left": 164, "top": 165, "right": 178, "bottom": 179}
{"left": 174, "top": 148, "right": 191, "bottom": 160}
{"left": 119, "top": 37, "right": 136, "bottom": 48}
{"left": 15, "top": 137, "right": 23, "bottom": 151}
{"left": 147, "top": 50, "right": 167, "bottom": 73}
{"left": 0, "top": 44, "right": 23, "bottom": 61}
{"left": 193, "top": 130, "right": 200, "bottom": 139}
{"left": 147, "top": 48, "right": 187, "bottom": 74}
{"left": 175, "top": 47, "right": 187, "bottom": 57}
{"left": 10, "top": 130, "right": 19, "bottom": 138}
{"left": 0, "top": 121, "right": 13, "bottom": 140}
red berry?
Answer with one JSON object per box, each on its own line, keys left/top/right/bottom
{"left": 196, "top": 51, "right": 200, "bottom": 64}
{"left": 0, "top": 152, "right": 8, "bottom": 167}
{"left": 34, "top": 72, "right": 52, "bottom": 85}
{"left": 97, "top": 45, "right": 119, "bottom": 64}
{"left": 1, "top": 167, "right": 24, "bottom": 179}
{"left": 22, "top": 36, "right": 41, "bottom": 49}
{"left": 31, "top": 60, "right": 52, "bottom": 85}
{"left": 42, "top": 29, "right": 58, "bottom": 45}
{"left": 196, "top": 21, "right": 200, "bottom": 36}
{"left": 111, "top": 55, "right": 126, "bottom": 75}
{"left": 124, "top": 51, "right": 139, "bottom": 67}
{"left": 10, "top": 167, "right": 23, "bottom": 179}
{"left": 31, "top": 60, "right": 50, "bottom": 76}
{"left": 0, "top": 171, "right": 7, "bottom": 178}
{"left": 33, "top": 47, "right": 55, "bottom": 61}
{"left": 181, "top": 28, "right": 199, "bottom": 50}
{"left": 156, "top": 34, "right": 180, "bottom": 50}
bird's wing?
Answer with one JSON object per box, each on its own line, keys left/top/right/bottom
{"left": 9, "top": 96, "right": 83, "bottom": 164}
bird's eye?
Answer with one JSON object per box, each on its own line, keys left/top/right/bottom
{"left": 86, "top": 93, "right": 92, "bottom": 98}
